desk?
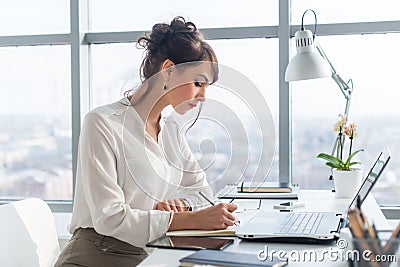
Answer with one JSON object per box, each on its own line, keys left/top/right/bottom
{"left": 139, "top": 190, "right": 390, "bottom": 266}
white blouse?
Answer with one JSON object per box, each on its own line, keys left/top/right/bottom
{"left": 69, "top": 98, "right": 212, "bottom": 248}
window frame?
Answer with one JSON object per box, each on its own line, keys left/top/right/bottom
{"left": 0, "top": 0, "right": 399, "bottom": 216}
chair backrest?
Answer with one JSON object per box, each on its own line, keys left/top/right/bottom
{"left": 0, "top": 198, "right": 61, "bottom": 267}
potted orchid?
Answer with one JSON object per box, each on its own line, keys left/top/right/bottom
{"left": 317, "top": 114, "right": 363, "bottom": 171}
{"left": 317, "top": 114, "right": 364, "bottom": 198}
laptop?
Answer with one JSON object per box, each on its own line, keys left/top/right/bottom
{"left": 235, "top": 146, "right": 391, "bottom": 244}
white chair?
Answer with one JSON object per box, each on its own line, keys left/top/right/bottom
{"left": 0, "top": 198, "right": 61, "bottom": 267}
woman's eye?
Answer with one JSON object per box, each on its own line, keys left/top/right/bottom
{"left": 194, "top": 81, "right": 203, "bottom": 87}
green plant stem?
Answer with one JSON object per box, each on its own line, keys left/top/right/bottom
{"left": 335, "top": 136, "right": 340, "bottom": 158}
{"left": 338, "top": 132, "right": 343, "bottom": 161}
{"left": 349, "top": 135, "right": 353, "bottom": 158}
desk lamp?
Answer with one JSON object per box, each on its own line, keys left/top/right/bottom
{"left": 285, "top": 9, "right": 354, "bottom": 182}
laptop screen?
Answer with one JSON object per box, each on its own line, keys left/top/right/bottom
{"left": 348, "top": 146, "right": 391, "bottom": 210}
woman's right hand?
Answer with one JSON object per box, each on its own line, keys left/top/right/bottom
{"left": 192, "top": 203, "right": 238, "bottom": 229}
{"left": 168, "top": 203, "right": 238, "bottom": 231}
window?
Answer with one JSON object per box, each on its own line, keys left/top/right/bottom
{"left": 0, "top": 45, "right": 72, "bottom": 200}
{"left": 1, "top": 1, "right": 399, "bottom": 212}
{"left": 90, "top": 0, "right": 278, "bottom": 32}
{"left": 206, "top": 39, "right": 279, "bottom": 192}
{"left": 292, "top": 34, "right": 400, "bottom": 205}
{"left": 90, "top": 43, "right": 142, "bottom": 109}
{"left": 0, "top": 0, "right": 70, "bottom": 36}
{"left": 292, "top": 0, "right": 400, "bottom": 24}
{"left": 90, "top": 39, "right": 279, "bottom": 194}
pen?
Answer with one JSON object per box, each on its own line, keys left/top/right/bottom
{"left": 198, "top": 191, "right": 238, "bottom": 226}
{"left": 199, "top": 191, "right": 215, "bottom": 206}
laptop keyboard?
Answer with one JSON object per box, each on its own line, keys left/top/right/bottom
{"left": 277, "top": 212, "right": 324, "bottom": 235}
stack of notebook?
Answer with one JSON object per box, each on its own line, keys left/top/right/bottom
{"left": 179, "top": 249, "right": 288, "bottom": 267}
{"left": 218, "top": 182, "right": 299, "bottom": 199}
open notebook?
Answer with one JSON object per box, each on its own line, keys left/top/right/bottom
{"left": 167, "top": 228, "right": 236, "bottom": 237}
{"left": 166, "top": 209, "right": 258, "bottom": 237}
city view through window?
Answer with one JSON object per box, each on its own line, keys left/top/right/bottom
{"left": 1, "top": 1, "right": 399, "bottom": 207}
{"left": 1, "top": 36, "right": 399, "bottom": 206}
{"left": 1, "top": 113, "right": 399, "bottom": 205}
{"left": 0, "top": 115, "right": 72, "bottom": 200}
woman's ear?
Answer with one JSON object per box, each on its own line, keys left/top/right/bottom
{"left": 161, "top": 59, "right": 175, "bottom": 81}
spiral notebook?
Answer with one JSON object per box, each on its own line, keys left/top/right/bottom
{"left": 218, "top": 184, "right": 299, "bottom": 199}
{"left": 179, "top": 249, "right": 288, "bottom": 267}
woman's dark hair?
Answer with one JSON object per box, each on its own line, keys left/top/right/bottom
{"left": 128, "top": 16, "right": 218, "bottom": 132}
{"left": 137, "top": 16, "right": 218, "bottom": 82}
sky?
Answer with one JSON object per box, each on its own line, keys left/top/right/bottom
{"left": 1, "top": 0, "right": 400, "bottom": 121}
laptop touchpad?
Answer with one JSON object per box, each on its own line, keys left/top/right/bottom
{"left": 241, "top": 212, "right": 283, "bottom": 234}
{"left": 252, "top": 217, "right": 280, "bottom": 224}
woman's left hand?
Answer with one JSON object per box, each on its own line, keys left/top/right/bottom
{"left": 155, "top": 199, "right": 190, "bottom": 212}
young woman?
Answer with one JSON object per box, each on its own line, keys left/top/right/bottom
{"left": 55, "top": 16, "right": 237, "bottom": 267}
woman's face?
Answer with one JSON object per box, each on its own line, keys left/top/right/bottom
{"left": 165, "top": 63, "right": 214, "bottom": 115}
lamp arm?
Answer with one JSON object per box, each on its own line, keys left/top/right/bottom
{"left": 315, "top": 44, "right": 352, "bottom": 96}
{"left": 332, "top": 74, "right": 352, "bottom": 118}
{"left": 314, "top": 42, "right": 353, "bottom": 119}
{"left": 314, "top": 42, "right": 354, "bottom": 160}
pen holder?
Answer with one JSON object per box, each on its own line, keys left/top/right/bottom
{"left": 349, "top": 234, "right": 400, "bottom": 267}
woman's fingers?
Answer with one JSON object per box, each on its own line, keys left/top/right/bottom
{"left": 158, "top": 199, "right": 238, "bottom": 228}
{"left": 166, "top": 200, "right": 239, "bottom": 230}
{"left": 167, "top": 199, "right": 179, "bottom": 212}
{"left": 226, "top": 203, "right": 238, "bottom": 212}
{"left": 172, "top": 199, "right": 184, "bottom": 212}
{"left": 225, "top": 211, "right": 237, "bottom": 222}
{"left": 156, "top": 199, "right": 187, "bottom": 212}
{"left": 210, "top": 203, "right": 238, "bottom": 228}
{"left": 156, "top": 202, "right": 170, "bottom": 211}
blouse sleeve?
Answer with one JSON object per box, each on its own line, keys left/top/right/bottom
{"left": 176, "top": 131, "right": 214, "bottom": 211}
{"left": 77, "top": 112, "right": 171, "bottom": 247}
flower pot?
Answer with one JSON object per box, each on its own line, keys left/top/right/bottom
{"left": 333, "top": 168, "right": 363, "bottom": 199}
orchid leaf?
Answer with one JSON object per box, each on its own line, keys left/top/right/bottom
{"left": 325, "top": 162, "right": 340, "bottom": 169}
{"left": 317, "top": 116, "right": 363, "bottom": 171}
{"left": 345, "top": 149, "right": 364, "bottom": 165}
{"left": 317, "top": 153, "right": 343, "bottom": 165}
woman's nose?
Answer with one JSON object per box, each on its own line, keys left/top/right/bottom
{"left": 197, "top": 87, "right": 206, "bottom": 99}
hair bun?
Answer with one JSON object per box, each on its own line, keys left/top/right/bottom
{"left": 137, "top": 16, "right": 217, "bottom": 82}
{"left": 142, "top": 23, "right": 172, "bottom": 52}
{"left": 169, "top": 16, "right": 197, "bottom": 33}
{"left": 139, "top": 17, "right": 199, "bottom": 53}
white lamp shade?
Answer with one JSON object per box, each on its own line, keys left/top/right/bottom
{"left": 285, "top": 30, "right": 332, "bottom": 81}
{"left": 285, "top": 51, "right": 331, "bottom": 81}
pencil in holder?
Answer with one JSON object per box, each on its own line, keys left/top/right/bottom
{"left": 349, "top": 235, "right": 399, "bottom": 267}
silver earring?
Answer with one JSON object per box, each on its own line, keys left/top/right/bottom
{"left": 163, "top": 84, "right": 167, "bottom": 90}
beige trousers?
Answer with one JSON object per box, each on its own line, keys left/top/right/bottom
{"left": 54, "top": 228, "right": 148, "bottom": 267}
